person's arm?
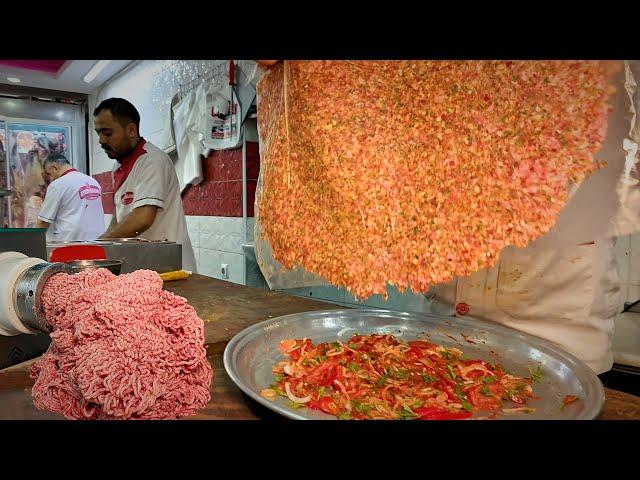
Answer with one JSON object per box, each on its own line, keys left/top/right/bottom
{"left": 36, "top": 184, "right": 60, "bottom": 230}
{"left": 100, "top": 205, "right": 158, "bottom": 239}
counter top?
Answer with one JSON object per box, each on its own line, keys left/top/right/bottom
{"left": 1, "top": 274, "right": 639, "bottom": 420}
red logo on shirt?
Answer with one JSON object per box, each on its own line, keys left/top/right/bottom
{"left": 455, "top": 302, "right": 470, "bottom": 316}
{"left": 78, "top": 184, "right": 101, "bottom": 200}
{"left": 121, "top": 191, "right": 134, "bottom": 205}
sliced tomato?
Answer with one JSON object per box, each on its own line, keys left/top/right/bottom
{"left": 289, "top": 349, "right": 301, "bottom": 361}
{"left": 405, "top": 347, "right": 424, "bottom": 360}
{"left": 279, "top": 339, "right": 298, "bottom": 354}
{"left": 467, "top": 384, "right": 504, "bottom": 410}
{"left": 305, "top": 360, "right": 341, "bottom": 386}
{"left": 314, "top": 397, "right": 340, "bottom": 415}
{"left": 415, "top": 407, "right": 472, "bottom": 420}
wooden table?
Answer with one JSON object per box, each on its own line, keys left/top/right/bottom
{"left": 1, "top": 274, "right": 639, "bottom": 420}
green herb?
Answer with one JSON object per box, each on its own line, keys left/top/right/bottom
{"left": 353, "top": 401, "right": 372, "bottom": 414}
{"left": 455, "top": 384, "right": 473, "bottom": 412}
{"left": 348, "top": 342, "right": 359, "bottom": 349}
{"left": 503, "top": 388, "right": 516, "bottom": 401}
{"left": 397, "top": 405, "right": 418, "bottom": 420}
{"left": 361, "top": 353, "right": 370, "bottom": 361}
{"left": 481, "top": 386, "right": 492, "bottom": 396}
{"left": 270, "top": 384, "right": 286, "bottom": 397}
{"left": 447, "top": 364, "right": 458, "bottom": 380}
{"left": 318, "top": 386, "right": 326, "bottom": 397}
{"left": 528, "top": 365, "right": 543, "bottom": 383}
{"left": 389, "top": 369, "right": 408, "bottom": 380}
{"left": 440, "top": 349, "right": 454, "bottom": 360}
{"left": 482, "top": 376, "right": 497, "bottom": 384}
{"left": 274, "top": 374, "right": 284, "bottom": 382}
{"left": 348, "top": 362, "right": 359, "bottom": 372}
{"left": 330, "top": 342, "right": 341, "bottom": 350}
{"left": 421, "top": 374, "right": 438, "bottom": 384}
{"left": 337, "top": 412, "right": 352, "bottom": 420}
{"left": 375, "top": 374, "right": 388, "bottom": 388}
{"left": 286, "top": 400, "right": 303, "bottom": 410}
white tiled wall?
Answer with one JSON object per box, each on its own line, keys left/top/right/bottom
{"left": 185, "top": 215, "right": 255, "bottom": 285}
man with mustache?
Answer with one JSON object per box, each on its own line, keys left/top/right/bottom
{"left": 94, "top": 97, "right": 196, "bottom": 272}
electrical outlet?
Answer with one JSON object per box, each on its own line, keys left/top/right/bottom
{"left": 221, "top": 263, "right": 229, "bottom": 279}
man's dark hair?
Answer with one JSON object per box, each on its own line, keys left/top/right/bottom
{"left": 94, "top": 97, "right": 140, "bottom": 133}
{"left": 43, "top": 152, "right": 71, "bottom": 168}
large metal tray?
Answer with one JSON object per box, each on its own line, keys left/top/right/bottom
{"left": 224, "top": 309, "right": 605, "bottom": 420}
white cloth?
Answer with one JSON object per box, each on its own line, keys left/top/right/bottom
{"left": 113, "top": 141, "right": 197, "bottom": 272}
{"left": 427, "top": 67, "right": 639, "bottom": 375}
{"left": 37, "top": 171, "right": 105, "bottom": 242}
{"left": 172, "top": 88, "right": 204, "bottom": 192}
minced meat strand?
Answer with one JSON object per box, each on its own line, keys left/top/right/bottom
{"left": 30, "top": 268, "right": 212, "bottom": 420}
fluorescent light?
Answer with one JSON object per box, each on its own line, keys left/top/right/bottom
{"left": 6, "top": 77, "right": 21, "bottom": 83}
{"left": 83, "top": 60, "right": 111, "bottom": 83}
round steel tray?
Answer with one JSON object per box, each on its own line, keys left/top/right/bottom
{"left": 224, "top": 309, "right": 605, "bottom": 420}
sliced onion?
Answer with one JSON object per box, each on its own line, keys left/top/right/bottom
{"left": 284, "top": 382, "right": 311, "bottom": 404}
{"left": 502, "top": 407, "right": 536, "bottom": 414}
{"left": 460, "top": 363, "right": 493, "bottom": 380}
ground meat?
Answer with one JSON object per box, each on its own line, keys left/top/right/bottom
{"left": 256, "top": 61, "right": 614, "bottom": 299}
{"left": 30, "top": 269, "right": 212, "bottom": 420}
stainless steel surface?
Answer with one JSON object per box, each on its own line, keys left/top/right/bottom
{"left": 66, "top": 259, "right": 123, "bottom": 275}
{"left": 224, "top": 309, "right": 605, "bottom": 420}
{"left": 14, "top": 262, "right": 72, "bottom": 333}
{"left": 46, "top": 240, "right": 181, "bottom": 274}
{"left": 1, "top": 228, "right": 47, "bottom": 260}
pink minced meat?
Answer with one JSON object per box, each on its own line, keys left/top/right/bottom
{"left": 29, "top": 269, "right": 212, "bottom": 420}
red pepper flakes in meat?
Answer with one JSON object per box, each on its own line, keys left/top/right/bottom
{"left": 256, "top": 61, "right": 614, "bottom": 299}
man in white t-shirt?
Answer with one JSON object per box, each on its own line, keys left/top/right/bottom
{"left": 94, "top": 97, "right": 197, "bottom": 272}
{"left": 36, "top": 153, "right": 105, "bottom": 242}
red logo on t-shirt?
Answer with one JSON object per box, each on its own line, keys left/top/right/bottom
{"left": 78, "top": 184, "right": 101, "bottom": 200}
{"left": 121, "top": 191, "right": 134, "bottom": 205}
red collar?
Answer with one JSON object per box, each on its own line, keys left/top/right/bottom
{"left": 113, "top": 138, "right": 147, "bottom": 193}
{"left": 58, "top": 168, "right": 77, "bottom": 178}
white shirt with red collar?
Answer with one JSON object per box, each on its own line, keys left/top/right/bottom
{"left": 112, "top": 139, "right": 197, "bottom": 272}
{"left": 38, "top": 169, "right": 105, "bottom": 242}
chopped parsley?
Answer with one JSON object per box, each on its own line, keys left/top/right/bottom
{"left": 421, "top": 374, "right": 438, "bottom": 384}
{"left": 337, "top": 412, "right": 352, "bottom": 420}
{"left": 375, "top": 374, "right": 388, "bottom": 387}
{"left": 528, "top": 365, "right": 543, "bottom": 383}
{"left": 348, "top": 362, "right": 360, "bottom": 372}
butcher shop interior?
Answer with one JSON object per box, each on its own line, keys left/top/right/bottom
{"left": 0, "top": 59, "right": 639, "bottom": 421}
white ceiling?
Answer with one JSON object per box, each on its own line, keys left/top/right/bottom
{"left": 0, "top": 60, "right": 134, "bottom": 94}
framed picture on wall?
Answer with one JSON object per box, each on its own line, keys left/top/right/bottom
{"left": 6, "top": 122, "right": 72, "bottom": 228}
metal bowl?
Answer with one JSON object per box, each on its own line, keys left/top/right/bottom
{"left": 224, "top": 309, "right": 605, "bottom": 420}
{"left": 65, "top": 259, "right": 123, "bottom": 275}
